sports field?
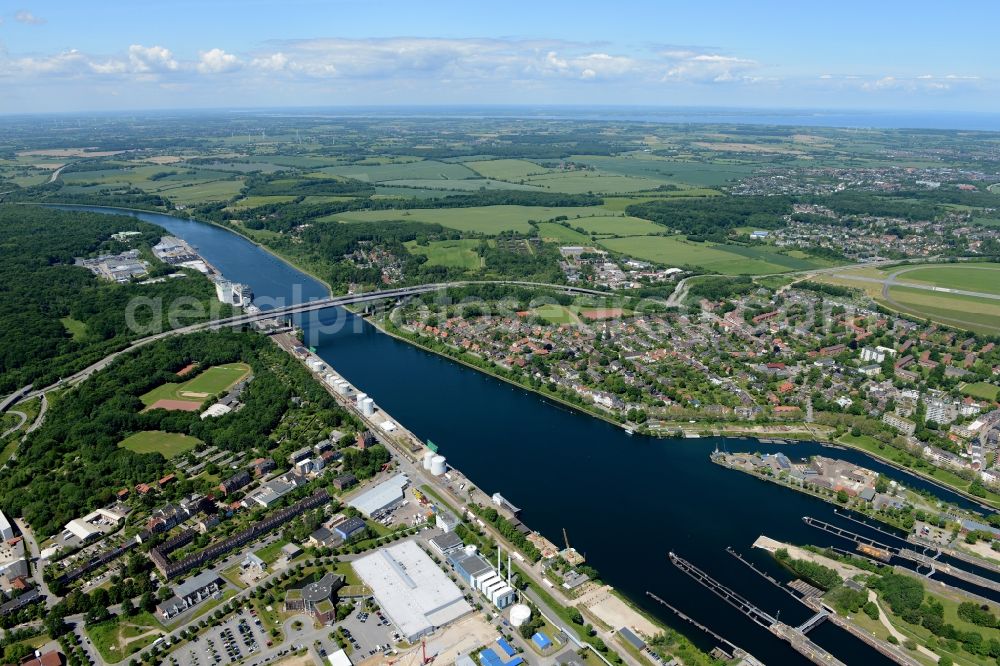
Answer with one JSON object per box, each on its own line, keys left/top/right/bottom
{"left": 118, "top": 431, "right": 201, "bottom": 457}
{"left": 960, "top": 382, "right": 1000, "bottom": 401}
{"left": 140, "top": 362, "right": 251, "bottom": 410}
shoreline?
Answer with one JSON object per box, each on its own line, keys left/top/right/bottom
{"left": 37, "top": 202, "right": 996, "bottom": 522}
{"left": 22, "top": 201, "right": 337, "bottom": 297}
{"left": 272, "top": 332, "right": 719, "bottom": 665}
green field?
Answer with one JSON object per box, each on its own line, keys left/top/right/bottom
{"left": 960, "top": 382, "right": 1000, "bottom": 401}
{"left": 536, "top": 223, "right": 591, "bottom": 244}
{"left": 569, "top": 154, "right": 758, "bottom": 187}
{"left": 139, "top": 362, "right": 251, "bottom": 406}
{"left": 405, "top": 239, "right": 483, "bottom": 269}
{"left": 60, "top": 316, "right": 88, "bottom": 340}
{"left": 884, "top": 285, "right": 1000, "bottom": 335}
{"left": 376, "top": 178, "right": 542, "bottom": 191}
{"left": 567, "top": 215, "right": 665, "bottom": 236}
{"left": 320, "top": 159, "right": 478, "bottom": 182}
{"left": 465, "top": 158, "right": 550, "bottom": 180}
{"left": 327, "top": 205, "right": 615, "bottom": 235}
{"left": 599, "top": 236, "right": 831, "bottom": 274}
{"left": 118, "top": 431, "right": 201, "bottom": 457}
{"left": 521, "top": 172, "right": 665, "bottom": 194}
{"left": 890, "top": 263, "right": 1000, "bottom": 296}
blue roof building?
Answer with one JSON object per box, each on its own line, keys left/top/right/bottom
{"left": 531, "top": 632, "right": 552, "bottom": 650}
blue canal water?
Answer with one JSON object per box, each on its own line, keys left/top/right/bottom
{"left": 57, "top": 204, "right": 1000, "bottom": 665}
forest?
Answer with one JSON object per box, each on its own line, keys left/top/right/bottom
{"left": 0, "top": 204, "right": 231, "bottom": 393}
{"left": 626, "top": 196, "right": 792, "bottom": 240}
{"left": 0, "top": 330, "right": 354, "bottom": 536}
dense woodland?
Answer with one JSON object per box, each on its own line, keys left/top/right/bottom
{"left": 626, "top": 196, "right": 793, "bottom": 241}
{"left": 0, "top": 330, "right": 354, "bottom": 536}
{"left": 0, "top": 205, "right": 232, "bottom": 393}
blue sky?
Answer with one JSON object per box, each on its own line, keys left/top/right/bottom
{"left": 1, "top": 0, "right": 997, "bottom": 113}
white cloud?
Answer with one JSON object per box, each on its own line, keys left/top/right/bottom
{"left": 14, "top": 10, "right": 44, "bottom": 25}
{"left": 197, "top": 48, "right": 241, "bottom": 74}
{"left": 128, "top": 45, "right": 178, "bottom": 73}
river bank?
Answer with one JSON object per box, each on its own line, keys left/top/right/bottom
{"left": 34, "top": 202, "right": 337, "bottom": 297}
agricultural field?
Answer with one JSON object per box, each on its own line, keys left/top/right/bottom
{"left": 404, "top": 239, "right": 483, "bottom": 270}
{"left": 519, "top": 171, "right": 665, "bottom": 194}
{"left": 139, "top": 362, "right": 251, "bottom": 409}
{"left": 535, "top": 223, "right": 591, "bottom": 244}
{"left": 599, "top": 236, "right": 832, "bottom": 274}
{"left": 320, "top": 159, "right": 478, "bottom": 182}
{"left": 566, "top": 215, "right": 665, "bottom": 236}
{"left": 370, "top": 178, "right": 542, "bottom": 191}
{"left": 568, "top": 154, "right": 758, "bottom": 187}
{"left": 118, "top": 431, "right": 202, "bottom": 457}
{"left": 465, "top": 158, "right": 552, "bottom": 180}
{"left": 327, "top": 205, "right": 616, "bottom": 235}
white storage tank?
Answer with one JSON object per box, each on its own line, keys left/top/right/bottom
{"left": 422, "top": 451, "right": 435, "bottom": 470}
{"left": 336, "top": 380, "right": 350, "bottom": 395}
{"left": 464, "top": 545, "right": 478, "bottom": 556}
{"left": 509, "top": 604, "right": 531, "bottom": 628}
{"left": 355, "top": 392, "right": 368, "bottom": 408}
{"left": 430, "top": 455, "right": 447, "bottom": 476}
{"left": 361, "top": 398, "right": 375, "bottom": 416}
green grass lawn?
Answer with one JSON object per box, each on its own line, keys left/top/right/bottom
{"left": 531, "top": 304, "right": 578, "bottom": 325}
{"left": 893, "top": 263, "right": 1000, "bottom": 296}
{"left": 883, "top": 286, "right": 1000, "bottom": 335}
{"left": 255, "top": 539, "right": 291, "bottom": 565}
{"left": 140, "top": 362, "right": 251, "bottom": 406}
{"left": 118, "top": 431, "right": 201, "bottom": 457}
{"left": 960, "top": 382, "right": 1000, "bottom": 401}
{"left": 404, "top": 239, "right": 483, "bottom": 270}
{"left": 86, "top": 612, "right": 164, "bottom": 662}
{"left": 60, "top": 316, "right": 88, "bottom": 340}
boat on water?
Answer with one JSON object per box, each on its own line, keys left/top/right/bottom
{"left": 624, "top": 428, "right": 634, "bottom": 436}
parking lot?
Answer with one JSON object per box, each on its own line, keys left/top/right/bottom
{"left": 336, "top": 607, "right": 399, "bottom": 660}
{"left": 168, "top": 608, "right": 270, "bottom": 666}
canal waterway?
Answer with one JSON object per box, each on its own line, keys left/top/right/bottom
{"left": 58, "top": 204, "right": 1000, "bottom": 665}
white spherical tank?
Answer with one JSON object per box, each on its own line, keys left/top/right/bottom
{"left": 430, "top": 455, "right": 447, "bottom": 476}
{"left": 422, "top": 451, "right": 435, "bottom": 470}
{"left": 509, "top": 604, "right": 531, "bottom": 628}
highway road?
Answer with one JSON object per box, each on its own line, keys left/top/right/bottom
{"left": 22, "top": 280, "right": 624, "bottom": 401}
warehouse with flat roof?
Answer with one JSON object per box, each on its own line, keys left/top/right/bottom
{"left": 352, "top": 540, "right": 472, "bottom": 641}
{"left": 347, "top": 474, "right": 409, "bottom": 518}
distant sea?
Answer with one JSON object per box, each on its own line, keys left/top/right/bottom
{"left": 264, "top": 105, "right": 1000, "bottom": 132}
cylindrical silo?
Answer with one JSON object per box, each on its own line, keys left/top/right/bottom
{"left": 361, "top": 398, "right": 374, "bottom": 416}
{"left": 355, "top": 392, "right": 367, "bottom": 408}
{"left": 422, "top": 451, "right": 435, "bottom": 470}
{"left": 509, "top": 604, "right": 531, "bottom": 628}
{"left": 430, "top": 455, "right": 447, "bottom": 476}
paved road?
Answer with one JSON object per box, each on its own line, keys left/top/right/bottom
{"left": 15, "top": 518, "right": 56, "bottom": 608}
{"left": 1, "top": 411, "right": 26, "bottom": 439}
